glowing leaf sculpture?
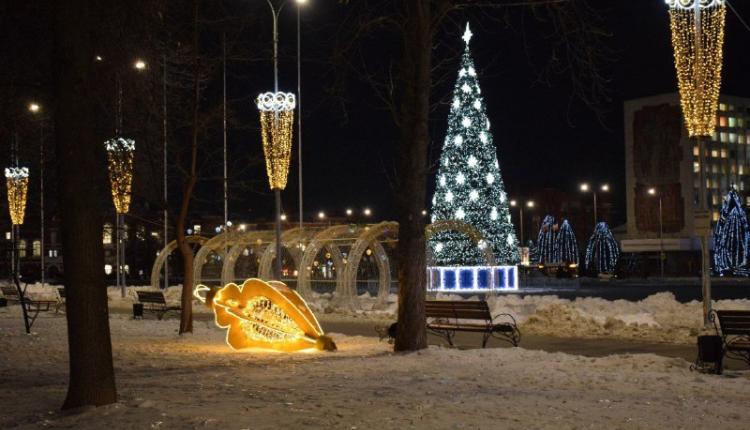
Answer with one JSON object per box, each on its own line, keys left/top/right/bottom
{"left": 195, "top": 279, "right": 336, "bottom": 352}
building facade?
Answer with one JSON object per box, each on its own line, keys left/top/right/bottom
{"left": 623, "top": 93, "right": 750, "bottom": 273}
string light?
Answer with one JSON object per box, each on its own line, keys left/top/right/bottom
{"left": 585, "top": 222, "right": 620, "bottom": 274}
{"left": 4, "top": 167, "right": 29, "bottom": 225}
{"left": 667, "top": 0, "right": 726, "bottom": 137}
{"left": 712, "top": 189, "right": 750, "bottom": 275}
{"left": 104, "top": 137, "right": 135, "bottom": 214}
{"left": 193, "top": 279, "right": 336, "bottom": 352}
{"left": 536, "top": 215, "right": 556, "bottom": 264}
{"left": 257, "top": 92, "right": 296, "bottom": 190}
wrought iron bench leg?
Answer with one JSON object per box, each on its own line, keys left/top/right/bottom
{"left": 482, "top": 332, "right": 490, "bottom": 348}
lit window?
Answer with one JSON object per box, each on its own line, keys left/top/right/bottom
{"left": 103, "top": 223, "right": 113, "bottom": 244}
{"left": 32, "top": 240, "right": 41, "bottom": 257}
{"left": 720, "top": 103, "right": 727, "bottom": 111}
{"left": 711, "top": 149, "right": 719, "bottom": 158}
{"left": 739, "top": 118, "right": 745, "bottom": 128}
{"left": 4, "top": 232, "right": 9, "bottom": 240}
{"left": 712, "top": 195, "right": 719, "bottom": 205}
{"left": 693, "top": 146, "right": 700, "bottom": 157}
{"left": 18, "top": 240, "right": 26, "bottom": 258}
{"left": 693, "top": 162, "right": 700, "bottom": 173}
{"left": 193, "top": 225, "right": 202, "bottom": 234}
{"left": 721, "top": 149, "right": 728, "bottom": 159}
{"left": 712, "top": 164, "right": 718, "bottom": 173}
{"left": 713, "top": 212, "right": 720, "bottom": 222}
{"left": 720, "top": 117, "right": 728, "bottom": 127}
{"left": 104, "top": 264, "right": 112, "bottom": 275}
{"left": 729, "top": 117, "right": 737, "bottom": 127}
{"left": 740, "top": 165, "right": 745, "bottom": 175}
{"left": 720, "top": 133, "right": 728, "bottom": 143}
{"left": 730, "top": 133, "right": 738, "bottom": 144}
{"left": 740, "top": 134, "right": 746, "bottom": 144}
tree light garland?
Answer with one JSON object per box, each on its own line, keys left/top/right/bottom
{"left": 4, "top": 167, "right": 29, "bottom": 225}
{"left": 536, "top": 215, "right": 557, "bottom": 264}
{"left": 104, "top": 137, "right": 135, "bottom": 214}
{"left": 712, "top": 189, "right": 750, "bottom": 276}
{"left": 553, "top": 219, "right": 579, "bottom": 265}
{"left": 585, "top": 222, "right": 620, "bottom": 274}
{"left": 257, "top": 92, "right": 296, "bottom": 190}
{"left": 667, "top": 0, "right": 726, "bottom": 137}
{"left": 194, "top": 278, "right": 336, "bottom": 352}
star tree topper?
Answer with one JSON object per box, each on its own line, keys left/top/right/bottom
{"left": 462, "top": 23, "right": 473, "bottom": 45}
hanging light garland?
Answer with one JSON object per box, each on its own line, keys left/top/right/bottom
{"left": 5, "top": 167, "right": 29, "bottom": 225}
{"left": 257, "top": 92, "right": 296, "bottom": 190}
{"left": 667, "top": 0, "right": 726, "bottom": 137}
{"left": 104, "top": 137, "right": 135, "bottom": 214}
{"left": 585, "top": 222, "right": 620, "bottom": 274}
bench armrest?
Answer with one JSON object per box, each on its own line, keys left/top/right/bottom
{"left": 492, "top": 313, "right": 518, "bottom": 327}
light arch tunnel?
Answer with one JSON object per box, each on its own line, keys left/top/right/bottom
{"left": 150, "top": 220, "right": 493, "bottom": 304}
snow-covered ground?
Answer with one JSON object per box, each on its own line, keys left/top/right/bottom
{"left": 18, "top": 283, "right": 750, "bottom": 344}
{"left": 1, "top": 304, "right": 749, "bottom": 429}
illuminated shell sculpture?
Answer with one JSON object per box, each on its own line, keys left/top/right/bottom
{"left": 194, "top": 279, "right": 336, "bottom": 352}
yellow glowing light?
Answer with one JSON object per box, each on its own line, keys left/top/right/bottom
{"left": 105, "top": 137, "right": 135, "bottom": 214}
{"left": 28, "top": 103, "right": 40, "bottom": 113}
{"left": 194, "top": 279, "right": 336, "bottom": 352}
{"left": 257, "top": 92, "right": 296, "bottom": 190}
{"left": 134, "top": 59, "right": 147, "bottom": 70}
{"left": 5, "top": 167, "right": 29, "bottom": 225}
{"left": 668, "top": 1, "right": 726, "bottom": 137}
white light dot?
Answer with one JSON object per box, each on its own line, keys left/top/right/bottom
{"left": 468, "top": 67, "right": 476, "bottom": 76}
{"left": 456, "top": 173, "right": 465, "bottom": 185}
{"left": 445, "top": 191, "right": 454, "bottom": 202}
{"left": 439, "top": 175, "right": 446, "bottom": 186}
{"left": 462, "top": 117, "right": 471, "bottom": 128}
{"left": 474, "top": 100, "right": 481, "bottom": 110}
{"left": 432, "top": 195, "right": 436, "bottom": 205}
{"left": 486, "top": 173, "right": 494, "bottom": 184}
{"left": 500, "top": 192, "right": 506, "bottom": 203}
{"left": 477, "top": 87, "right": 481, "bottom": 95}
{"left": 455, "top": 208, "right": 466, "bottom": 219}
{"left": 469, "top": 190, "right": 479, "bottom": 201}
{"left": 454, "top": 135, "right": 464, "bottom": 145}
{"left": 494, "top": 160, "right": 499, "bottom": 168}
{"left": 478, "top": 239, "right": 487, "bottom": 249}
{"left": 459, "top": 69, "right": 467, "bottom": 77}
{"left": 462, "top": 83, "right": 471, "bottom": 93}
{"left": 507, "top": 233, "right": 514, "bottom": 245}
{"left": 435, "top": 242, "right": 444, "bottom": 252}
{"left": 491, "top": 207, "right": 499, "bottom": 220}
{"left": 507, "top": 215, "right": 512, "bottom": 222}
{"left": 452, "top": 98, "right": 460, "bottom": 108}
{"left": 479, "top": 132, "right": 488, "bottom": 143}
{"left": 468, "top": 155, "right": 478, "bottom": 167}
{"left": 486, "top": 119, "right": 491, "bottom": 129}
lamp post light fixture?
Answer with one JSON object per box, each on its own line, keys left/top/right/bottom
{"left": 317, "top": 211, "right": 325, "bottom": 220}
{"left": 580, "top": 182, "right": 609, "bottom": 227}
{"left": 345, "top": 208, "right": 353, "bottom": 216}
{"left": 509, "top": 199, "right": 534, "bottom": 244}
{"left": 363, "top": 208, "right": 372, "bottom": 217}
{"left": 258, "top": 0, "right": 307, "bottom": 281}
{"left": 134, "top": 59, "right": 147, "bottom": 70}
{"left": 648, "top": 187, "right": 665, "bottom": 279}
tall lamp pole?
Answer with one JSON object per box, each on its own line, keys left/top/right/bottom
{"left": 648, "top": 187, "right": 665, "bottom": 278}
{"left": 28, "top": 103, "right": 44, "bottom": 287}
{"left": 258, "top": 0, "right": 307, "bottom": 280}
{"left": 509, "top": 199, "right": 535, "bottom": 244}
{"left": 580, "top": 183, "right": 609, "bottom": 228}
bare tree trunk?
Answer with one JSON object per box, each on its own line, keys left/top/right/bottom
{"left": 394, "top": 0, "right": 431, "bottom": 352}
{"left": 178, "top": 0, "right": 201, "bottom": 334}
{"left": 54, "top": 0, "right": 117, "bottom": 408}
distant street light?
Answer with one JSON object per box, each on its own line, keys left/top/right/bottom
{"left": 648, "top": 187, "right": 665, "bottom": 278}
{"left": 346, "top": 208, "right": 353, "bottom": 216}
{"left": 280, "top": 214, "right": 287, "bottom": 221}
{"left": 510, "top": 199, "right": 534, "bottom": 244}
{"left": 134, "top": 59, "right": 147, "bottom": 70}
{"left": 318, "top": 211, "right": 325, "bottom": 220}
{"left": 28, "top": 103, "right": 40, "bottom": 113}
{"left": 580, "top": 182, "right": 609, "bottom": 226}
{"left": 363, "top": 208, "right": 372, "bottom": 217}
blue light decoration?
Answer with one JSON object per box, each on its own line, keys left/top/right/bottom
{"left": 584, "top": 222, "right": 619, "bottom": 274}
{"left": 536, "top": 215, "right": 556, "bottom": 264}
{"left": 712, "top": 189, "right": 750, "bottom": 276}
{"left": 553, "top": 219, "right": 579, "bottom": 265}
{"left": 426, "top": 266, "right": 519, "bottom": 292}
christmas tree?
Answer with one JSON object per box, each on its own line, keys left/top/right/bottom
{"left": 713, "top": 189, "right": 750, "bottom": 276}
{"left": 585, "top": 222, "right": 619, "bottom": 274}
{"left": 553, "top": 219, "right": 579, "bottom": 265}
{"left": 536, "top": 215, "right": 556, "bottom": 264}
{"left": 428, "top": 23, "right": 519, "bottom": 266}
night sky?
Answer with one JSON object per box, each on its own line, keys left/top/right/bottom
{"left": 239, "top": 0, "right": 750, "bottom": 228}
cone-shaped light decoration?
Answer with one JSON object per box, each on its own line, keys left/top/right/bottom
{"left": 5, "top": 167, "right": 29, "bottom": 225}
{"left": 257, "top": 92, "right": 296, "bottom": 190}
{"left": 667, "top": 0, "right": 726, "bottom": 137}
{"left": 104, "top": 137, "right": 135, "bottom": 214}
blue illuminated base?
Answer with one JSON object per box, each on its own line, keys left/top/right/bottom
{"left": 427, "top": 266, "right": 519, "bottom": 293}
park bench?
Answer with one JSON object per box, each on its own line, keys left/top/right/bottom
{"left": 135, "top": 290, "right": 181, "bottom": 320}
{"left": 1, "top": 284, "right": 58, "bottom": 326}
{"left": 710, "top": 310, "right": 750, "bottom": 374}
{"left": 1, "top": 285, "right": 21, "bottom": 303}
{"left": 426, "top": 300, "right": 520, "bottom": 348}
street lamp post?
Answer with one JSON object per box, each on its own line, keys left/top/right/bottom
{"left": 28, "top": 103, "right": 44, "bottom": 288}
{"left": 580, "top": 183, "right": 609, "bottom": 227}
{"left": 648, "top": 188, "right": 665, "bottom": 278}
{"left": 510, "top": 199, "right": 534, "bottom": 244}
{"left": 259, "top": 0, "right": 306, "bottom": 281}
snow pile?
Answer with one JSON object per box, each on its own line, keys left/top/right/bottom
{"left": 1, "top": 307, "right": 749, "bottom": 429}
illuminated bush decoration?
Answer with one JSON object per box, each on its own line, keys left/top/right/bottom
{"left": 536, "top": 215, "right": 556, "bottom": 264}
{"left": 257, "top": 92, "right": 296, "bottom": 190}
{"left": 712, "top": 189, "right": 750, "bottom": 276}
{"left": 553, "top": 219, "right": 579, "bottom": 265}
{"left": 104, "top": 137, "right": 135, "bottom": 214}
{"left": 194, "top": 278, "right": 336, "bottom": 352}
{"left": 585, "top": 222, "right": 620, "bottom": 274}
{"left": 667, "top": 0, "right": 726, "bottom": 137}
{"left": 428, "top": 23, "right": 519, "bottom": 265}
{"left": 4, "top": 167, "right": 29, "bottom": 225}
